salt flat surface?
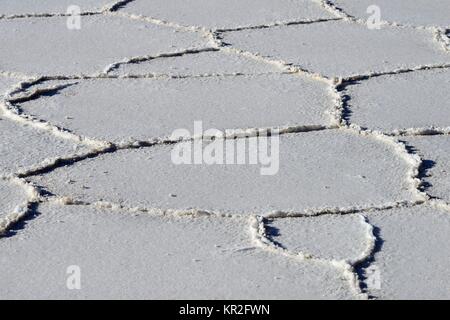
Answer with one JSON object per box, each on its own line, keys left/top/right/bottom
{"left": 109, "top": 50, "right": 282, "bottom": 76}
{"left": 17, "top": 75, "right": 333, "bottom": 142}
{"left": 121, "top": 0, "right": 334, "bottom": 29}
{"left": 0, "top": 179, "right": 28, "bottom": 221}
{"left": 333, "top": 0, "right": 450, "bottom": 27}
{"left": 268, "top": 214, "right": 369, "bottom": 262}
{"left": 0, "top": 203, "right": 353, "bottom": 299}
{"left": 0, "top": 0, "right": 114, "bottom": 16}
{"left": 367, "top": 205, "right": 450, "bottom": 299}
{"left": 404, "top": 136, "right": 450, "bottom": 203}
{"left": 0, "top": 15, "right": 208, "bottom": 76}
{"left": 0, "top": 75, "right": 20, "bottom": 96}
{"left": 30, "top": 130, "right": 414, "bottom": 214}
{"left": 223, "top": 20, "right": 450, "bottom": 78}
{"left": 1, "top": 1, "right": 450, "bottom": 300}
{"left": 0, "top": 114, "right": 82, "bottom": 174}
{"left": 345, "top": 68, "right": 450, "bottom": 132}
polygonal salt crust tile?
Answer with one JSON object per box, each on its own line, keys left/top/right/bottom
{"left": 345, "top": 68, "right": 450, "bottom": 133}
{"left": 0, "top": 203, "right": 354, "bottom": 299}
{"left": 108, "top": 50, "right": 282, "bottom": 76}
{"left": 0, "top": 115, "right": 84, "bottom": 174}
{"left": 30, "top": 130, "right": 414, "bottom": 214}
{"left": 366, "top": 205, "right": 450, "bottom": 299}
{"left": 0, "top": 15, "right": 209, "bottom": 76}
{"left": 222, "top": 20, "right": 450, "bottom": 78}
{"left": 267, "top": 214, "right": 369, "bottom": 262}
{"left": 0, "top": 0, "right": 115, "bottom": 16}
{"left": 120, "top": 0, "right": 334, "bottom": 30}
{"left": 16, "top": 74, "right": 333, "bottom": 143}
{"left": 0, "top": 179, "right": 28, "bottom": 221}
{"left": 332, "top": 0, "right": 450, "bottom": 28}
{"left": 403, "top": 135, "right": 450, "bottom": 203}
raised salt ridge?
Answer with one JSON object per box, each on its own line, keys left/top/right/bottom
{"left": 0, "top": 15, "right": 209, "bottom": 76}
{"left": 345, "top": 68, "right": 450, "bottom": 133}
{"left": 222, "top": 20, "right": 450, "bottom": 78}
{"left": 0, "top": 179, "right": 28, "bottom": 223}
{"left": 366, "top": 205, "right": 450, "bottom": 299}
{"left": 30, "top": 130, "right": 415, "bottom": 214}
{"left": 0, "top": 113, "right": 84, "bottom": 174}
{"left": 108, "top": 50, "right": 282, "bottom": 76}
{"left": 404, "top": 135, "right": 450, "bottom": 203}
{"left": 120, "top": 0, "right": 335, "bottom": 30}
{"left": 268, "top": 214, "right": 370, "bottom": 262}
{"left": 0, "top": 203, "right": 354, "bottom": 299}
{"left": 16, "top": 74, "right": 334, "bottom": 142}
{"left": 332, "top": 0, "right": 450, "bottom": 27}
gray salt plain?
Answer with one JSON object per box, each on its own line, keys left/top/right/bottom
{"left": 0, "top": 0, "right": 450, "bottom": 299}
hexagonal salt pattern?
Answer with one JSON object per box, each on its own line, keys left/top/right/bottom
{"left": 2, "top": 1, "right": 450, "bottom": 300}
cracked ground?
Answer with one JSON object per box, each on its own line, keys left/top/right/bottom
{"left": 0, "top": 0, "right": 450, "bottom": 300}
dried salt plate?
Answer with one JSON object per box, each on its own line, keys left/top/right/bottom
{"left": 0, "top": 15, "right": 209, "bottom": 76}
{"left": 344, "top": 68, "right": 450, "bottom": 133}
{"left": 120, "top": 0, "right": 335, "bottom": 30}
{"left": 29, "top": 130, "right": 416, "bottom": 214}
{"left": 332, "top": 0, "right": 450, "bottom": 27}
{"left": 222, "top": 20, "right": 450, "bottom": 78}
{"left": 0, "top": 202, "right": 354, "bottom": 299}
{"left": 15, "top": 74, "right": 334, "bottom": 143}
{"left": 366, "top": 205, "right": 450, "bottom": 299}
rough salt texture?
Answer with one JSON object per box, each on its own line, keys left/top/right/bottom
{"left": 121, "top": 0, "right": 334, "bottom": 29}
{"left": 0, "top": 75, "right": 20, "bottom": 96}
{"left": 345, "top": 68, "right": 450, "bottom": 132}
{"left": 222, "top": 20, "right": 450, "bottom": 78}
{"left": 366, "top": 206, "right": 450, "bottom": 299}
{"left": 109, "top": 50, "right": 282, "bottom": 76}
{"left": 30, "top": 130, "right": 414, "bottom": 214}
{"left": 0, "top": 203, "right": 353, "bottom": 299}
{"left": 0, "top": 115, "right": 83, "bottom": 174}
{"left": 0, "top": 15, "right": 209, "bottom": 76}
{"left": 268, "top": 215, "right": 369, "bottom": 261}
{"left": 0, "top": 179, "right": 28, "bottom": 220}
{"left": 1, "top": 1, "right": 450, "bottom": 300}
{"left": 403, "top": 135, "right": 450, "bottom": 203}
{"left": 17, "top": 74, "right": 333, "bottom": 142}
{"left": 333, "top": 0, "right": 450, "bottom": 27}
{"left": 0, "top": 0, "right": 115, "bottom": 16}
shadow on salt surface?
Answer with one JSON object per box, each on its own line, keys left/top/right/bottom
{"left": 344, "top": 68, "right": 450, "bottom": 134}
{"left": 403, "top": 135, "right": 450, "bottom": 202}
{"left": 400, "top": 141, "right": 436, "bottom": 192}
{"left": 267, "top": 214, "right": 370, "bottom": 262}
